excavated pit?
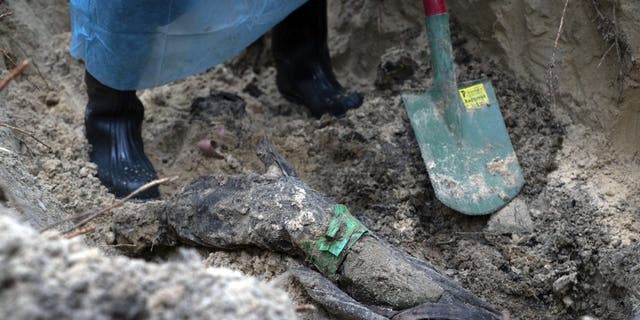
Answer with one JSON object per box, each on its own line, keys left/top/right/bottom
{"left": 1, "top": 0, "right": 639, "bottom": 319}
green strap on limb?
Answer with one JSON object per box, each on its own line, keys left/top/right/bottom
{"left": 303, "top": 204, "right": 369, "bottom": 279}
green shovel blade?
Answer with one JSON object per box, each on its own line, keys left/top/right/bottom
{"left": 403, "top": 79, "right": 524, "bottom": 215}
{"left": 403, "top": 12, "right": 524, "bottom": 215}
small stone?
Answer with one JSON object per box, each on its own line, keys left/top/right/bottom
{"left": 42, "top": 159, "right": 61, "bottom": 174}
{"left": 79, "top": 167, "right": 90, "bottom": 177}
{"left": 562, "top": 296, "right": 574, "bottom": 307}
{"left": 611, "top": 239, "right": 621, "bottom": 248}
{"left": 576, "top": 158, "right": 588, "bottom": 168}
{"left": 45, "top": 91, "right": 60, "bottom": 107}
{"left": 104, "top": 231, "right": 116, "bottom": 244}
{"left": 486, "top": 198, "right": 534, "bottom": 234}
{"left": 553, "top": 272, "right": 577, "bottom": 294}
{"left": 579, "top": 250, "right": 592, "bottom": 260}
{"left": 225, "top": 154, "right": 241, "bottom": 170}
{"left": 530, "top": 208, "right": 542, "bottom": 218}
{"left": 147, "top": 285, "right": 186, "bottom": 310}
{"left": 68, "top": 248, "right": 101, "bottom": 264}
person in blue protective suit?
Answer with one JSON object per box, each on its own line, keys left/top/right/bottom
{"left": 71, "top": 0, "right": 363, "bottom": 199}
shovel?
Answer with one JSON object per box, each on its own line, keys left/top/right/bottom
{"left": 402, "top": 0, "right": 524, "bottom": 215}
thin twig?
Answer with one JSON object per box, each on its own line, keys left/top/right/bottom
{"left": 553, "top": 0, "right": 570, "bottom": 50}
{"left": 612, "top": 2, "right": 625, "bottom": 103}
{"left": 0, "top": 59, "right": 28, "bottom": 91}
{"left": 63, "top": 226, "right": 96, "bottom": 239}
{"left": 591, "top": 0, "right": 604, "bottom": 19}
{"left": 0, "top": 122, "right": 52, "bottom": 150}
{"left": 548, "top": 0, "right": 570, "bottom": 106}
{"left": 591, "top": 0, "right": 626, "bottom": 104}
{"left": 613, "top": 3, "right": 621, "bottom": 61}
{"left": 40, "top": 176, "right": 177, "bottom": 234}
{"left": 65, "top": 176, "right": 177, "bottom": 233}
{"left": 0, "top": 48, "right": 17, "bottom": 68}
{"left": 0, "top": 10, "right": 11, "bottom": 19}
{"left": 15, "top": 136, "right": 35, "bottom": 156}
{"left": 6, "top": 38, "right": 47, "bottom": 90}
{"left": 597, "top": 43, "right": 616, "bottom": 68}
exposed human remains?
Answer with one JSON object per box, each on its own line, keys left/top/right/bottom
{"left": 112, "top": 140, "right": 502, "bottom": 320}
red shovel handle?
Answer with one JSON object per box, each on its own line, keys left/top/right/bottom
{"left": 423, "top": 0, "right": 448, "bottom": 16}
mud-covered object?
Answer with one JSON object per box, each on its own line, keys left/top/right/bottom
{"left": 284, "top": 267, "right": 389, "bottom": 320}
{"left": 190, "top": 92, "right": 247, "bottom": 119}
{"left": 70, "top": 0, "right": 307, "bottom": 90}
{"left": 112, "top": 141, "right": 502, "bottom": 319}
{"left": 311, "top": 205, "right": 369, "bottom": 277}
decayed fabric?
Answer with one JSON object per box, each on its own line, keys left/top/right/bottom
{"left": 111, "top": 140, "right": 503, "bottom": 320}
{"left": 70, "top": 0, "right": 307, "bottom": 90}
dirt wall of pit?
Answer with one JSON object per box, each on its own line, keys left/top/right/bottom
{"left": 328, "top": 0, "right": 639, "bottom": 157}
{"left": 448, "top": 0, "right": 639, "bottom": 157}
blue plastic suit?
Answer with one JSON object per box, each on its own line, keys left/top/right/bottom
{"left": 70, "top": 0, "right": 308, "bottom": 90}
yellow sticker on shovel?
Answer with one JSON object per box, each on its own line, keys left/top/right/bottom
{"left": 459, "top": 83, "right": 490, "bottom": 109}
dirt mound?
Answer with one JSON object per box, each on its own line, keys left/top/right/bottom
{"left": 0, "top": 208, "right": 296, "bottom": 320}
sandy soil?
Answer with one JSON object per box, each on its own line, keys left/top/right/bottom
{"left": 1, "top": 0, "right": 639, "bottom": 319}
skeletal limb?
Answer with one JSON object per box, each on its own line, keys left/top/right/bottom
{"left": 113, "top": 141, "right": 502, "bottom": 320}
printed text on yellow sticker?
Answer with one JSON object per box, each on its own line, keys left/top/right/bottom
{"left": 459, "top": 83, "right": 490, "bottom": 109}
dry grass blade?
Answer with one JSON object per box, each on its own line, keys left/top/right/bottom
{"left": 0, "top": 59, "right": 29, "bottom": 91}
{"left": 0, "top": 122, "right": 52, "bottom": 150}
{"left": 64, "top": 176, "right": 178, "bottom": 234}
{"left": 40, "top": 176, "right": 178, "bottom": 234}
{"left": 0, "top": 48, "right": 17, "bottom": 67}
{"left": 547, "top": 0, "right": 570, "bottom": 106}
{"left": 553, "top": 0, "right": 570, "bottom": 50}
{"left": 63, "top": 226, "right": 96, "bottom": 239}
{"left": 0, "top": 11, "right": 11, "bottom": 19}
{"left": 597, "top": 43, "right": 616, "bottom": 68}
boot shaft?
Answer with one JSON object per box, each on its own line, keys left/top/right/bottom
{"left": 84, "top": 70, "right": 144, "bottom": 121}
{"left": 272, "top": 0, "right": 329, "bottom": 65}
{"left": 83, "top": 70, "right": 159, "bottom": 199}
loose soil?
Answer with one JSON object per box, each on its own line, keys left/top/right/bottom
{"left": 1, "top": 1, "right": 638, "bottom": 319}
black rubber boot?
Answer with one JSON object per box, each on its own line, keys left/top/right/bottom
{"left": 273, "top": 0, "right": 363, "bottom": 118}
{"left": 84, "top": 71, "right": 160, "bottom": 199}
